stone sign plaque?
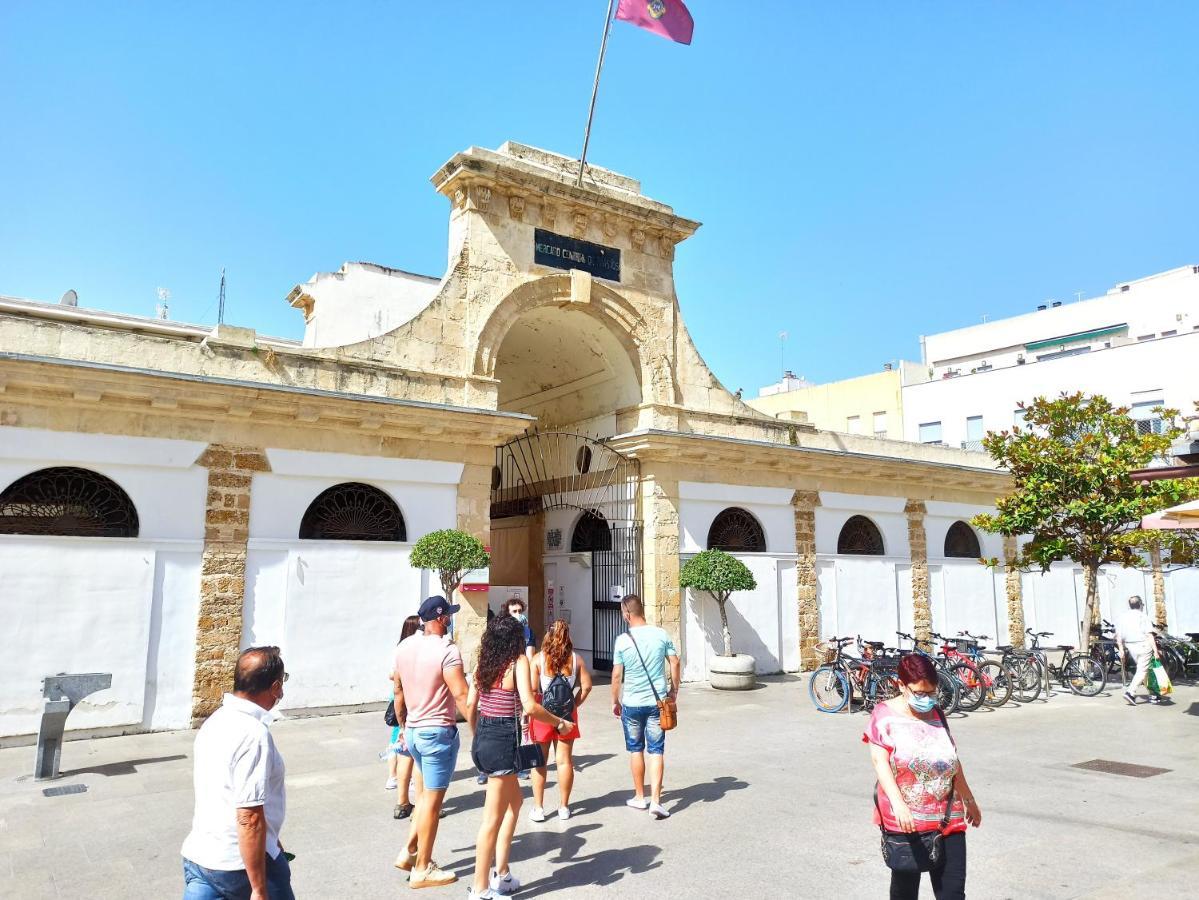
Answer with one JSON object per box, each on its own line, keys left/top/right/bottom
{"left": 533, "top": 228, "right": 621, "bottom": 282}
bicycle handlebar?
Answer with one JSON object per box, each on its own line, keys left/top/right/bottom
{"left": 1026, "top": 628, "right": 1052, "bottom": 637}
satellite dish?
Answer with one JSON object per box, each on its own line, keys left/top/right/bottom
{"left": 59, "top": 289, "right": 78, "bottom": 307}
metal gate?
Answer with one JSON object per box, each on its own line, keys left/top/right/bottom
{"left": 591, "top": 526, "right": 641, "bottom": 671}
{"left": 491, "top": 430, "right": 641, "bottom": 670}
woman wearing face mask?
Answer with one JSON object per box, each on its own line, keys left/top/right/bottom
{"left": 864, "top": 653, "right": 981, "bottom": 899}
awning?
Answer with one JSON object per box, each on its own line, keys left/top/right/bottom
{"left": 1141, "top": 500, "right": 1199, "bottom": 530}
{"left": 1024, "top": 324, "right": 1127, "bottom": 353}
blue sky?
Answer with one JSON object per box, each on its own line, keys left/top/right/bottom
{"left": 3, "top": 2, "right": 1197, "bottom": 395}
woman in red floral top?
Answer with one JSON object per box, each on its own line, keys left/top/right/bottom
{"left": 864, "top": 653, "right": 982, "bottom": 899}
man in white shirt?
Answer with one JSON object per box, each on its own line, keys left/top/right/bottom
{"left": 1116, "top": 595, "right": 1159, "bottom": 706}
{"left": 182, "top": 646, "right": 293, "bottom": 899}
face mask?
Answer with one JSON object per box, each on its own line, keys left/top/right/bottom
{"left": 906, "top": 691, "right": 937, "bottom": 714}
{"left": 512, "top": 611, "right": 527, "bottom": 624}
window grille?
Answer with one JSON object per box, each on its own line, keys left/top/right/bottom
{"left": 571, "top": 510, "right": 612, "bottom": 552}
{"left": 0, "top": 467, "right": 139, "bottom": 537}
{"left": 837, "top": 515, "right": 884, "bottom": 555}
{"left": 706, "top": 507, "right": 767, "bottom": 553}
{"left": 943, "top": 521, "right": 981, "bottom": 558}
{"left": 298, "top": 482, "right": 405, "bottom": 541}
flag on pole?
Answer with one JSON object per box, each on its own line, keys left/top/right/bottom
{"left": 616, "top": 0, "right": 694, "bottom": 45}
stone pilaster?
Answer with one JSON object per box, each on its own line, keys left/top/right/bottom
{"left": 791, "top": 490, "right": 821, "bottom": 670}
{"left": 905, "top": 500, "right": 930, "bottom": 644}
{"left": 192, "top": 444, "right": 270, "bottom": 725}
{"left": 641, "top": 473, "right": 681, "bottom": 646}
{"left": 1003, "top": 535, "right": 1026, "bottom": 648}
{"left": 455, "top": 461, "right": 492, "bottom": 672}
{"left": 1149, "top": 545, "right": 1168, "bottom": 628}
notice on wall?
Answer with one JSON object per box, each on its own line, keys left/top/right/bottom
{"left": 546, "top": 586, "right": 555, "bottom": 623}
{"left": 533, "top": 228, "right": 621, "bottom": 282}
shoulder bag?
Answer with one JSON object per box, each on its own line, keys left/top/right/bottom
{"left": 384, "top": 699, "right": 399, "bottom": 728}
{"left": 506, "top": 664, "right": 547, "bottom": 771}
{"left": 628, "top": 632, "right": 677, "bottom": 731}
{"left": 873, "top": 709, "right": 954, "bottom": 872}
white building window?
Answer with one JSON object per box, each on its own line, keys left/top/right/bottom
{"left": 919, "top": 421, "right": 942, "bottom": 445}
{"left": 873, "top": 411, "right": 887, "bottom": 437}
{"left": 846, "top": 415, "right": 862, "bottom": 434}
{"left": 1130, "top": 397, "right": 1164, "bottom": 435}
{"left": 962, "top": 416, "right": 984, "bottom": 451}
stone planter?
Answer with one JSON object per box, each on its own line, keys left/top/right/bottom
{"left": 708, "top": 653, "right": 756, "bottom": 690}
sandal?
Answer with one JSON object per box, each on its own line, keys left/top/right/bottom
{"left": 395, "top": 802, "right": 415, "bottom": 819}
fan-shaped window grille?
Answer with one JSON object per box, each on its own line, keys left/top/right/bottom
{"left": 944, "top": 521, "right": 981, "bottom": 559}
{"left": 706, "top": 507, "right": 767, "bottom": 553}
{"left": 0, "top": 467, "right": 139, "bottom": 537}
{"left": 299, "top": 482, "right": 405, "bottom": 541}
{"left": 571, "top": 510, "right": 612, "bottom": 552}
{"left": 837, "top": 515, "right": 884, "bottom": 555}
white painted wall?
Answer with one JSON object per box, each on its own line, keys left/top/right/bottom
{"left": 678, "top": 482, "right": 794, "bottom": 553}
{"left": 298, "top": 262, "right": 441, "bottom": 349}
{"left": 0, "top": 428, "right": 207, "bottom": 737}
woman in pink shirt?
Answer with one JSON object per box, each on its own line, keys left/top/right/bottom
{"left": 864, "top": 653, "right": 982, "bottom": 899}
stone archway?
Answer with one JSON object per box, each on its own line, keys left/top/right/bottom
{"left": 473, "top": 273, "right": 672, "bottom": 417}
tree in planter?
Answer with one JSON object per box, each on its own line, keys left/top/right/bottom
{"left": 972, "top": 393, "right": 1198, "bottom": 649}
{"left": 679, "top": 549, "right": 757, "bottom": 658}
{"left": 410, "top": 529, "right": 490, "bottom": 600}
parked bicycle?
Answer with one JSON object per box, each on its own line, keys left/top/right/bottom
{"left": 1025, "top": 629, "right": 1107, "bottom": 696}
{"left": 947, "top": 631, "right": 1014, "bottom": 707}
{"left": 1154, "top": 624, "right": 1199, "bottom": 683}
{"left": 808, "top": 636, "right": 900, "bottom": 713}
{"left": 993, "top": 638, "right": 1048, "bottom": 703}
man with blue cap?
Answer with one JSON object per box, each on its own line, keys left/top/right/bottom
{"left": 392, "top": 596, "right": 469, "bottom": 888}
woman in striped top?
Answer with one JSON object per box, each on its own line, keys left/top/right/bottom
{"left": 466, "top": 614, "right": 572, "bottom": 899}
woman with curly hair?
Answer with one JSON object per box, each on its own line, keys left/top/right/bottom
{"left": 528, "top": 620, "right": 592, "bottom": 822}
{"left": 387, "top": 615, "right": 422, "bottom": 817}
{"left": 466, "top": 614, "right": 573, "bottom": 899}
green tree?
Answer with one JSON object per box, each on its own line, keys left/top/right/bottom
{"left": 410, "top": 529, "right": 490, "bottom": 599}
{"left": 679, "top": 549, "right": 757, "bottom": 657}
{"left": 973, "top": 393, "right": 1198, "bottom": 648}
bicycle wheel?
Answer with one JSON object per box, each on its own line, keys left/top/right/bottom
{"left": 978, "top": 661, "right": 1012, "bottom": 707}
{"left": 947, "top": 662, "right": 985, "bottom": 712}
{"left": 809, "top": 665, "right": 850, "bottom": 713}
{"left": 936, "top": 669, "right": 960, "bottom": 714}
{"left": 1160, "top": 647, "right": 1185, "bottom": 683}
{"left": 1063, "top": 655, "right": 1106, "bottom": 696}
{"left": 1010, "top": 656, "right": 1042, "bottom": 702}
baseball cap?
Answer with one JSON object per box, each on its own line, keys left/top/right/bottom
{"left": 418, "top": 595, "right": 461, "bottom": 622}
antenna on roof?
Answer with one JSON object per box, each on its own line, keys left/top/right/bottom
{"left": 156, "top": 287, "right": 171, "bottom": 320}
{"left": 778, "top": 331, "right": 788, "bottom": 379}
{"left": 1073, "top": 290, "right": 1084, "bottom": 302}
{"left": 217, "top": 268, "right": 226, "bottom": 324}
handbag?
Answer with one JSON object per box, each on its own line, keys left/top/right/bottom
{"left": 384, "top": 699, "right": 399, "bottom": 728}
{"left": 513, "top": 719, "right": 547, "bottom": 771}
{"left": 628, "top": 632, "right": 677, "bottom": 731}
{"left": 874, "top": 788, "right": 952, "bottom": 872}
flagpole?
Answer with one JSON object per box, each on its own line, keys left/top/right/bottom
{"left": 576, "top": 0, "right": 617, "bottom": 187}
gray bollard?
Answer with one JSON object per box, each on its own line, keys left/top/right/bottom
{"left": 34, "top": 673, "right": 113, "bottom": 781}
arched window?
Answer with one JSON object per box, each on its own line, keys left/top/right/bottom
{"left": 837, "top": 515, "right": 884, "bottom": 555}
{"left": 570, "top": 510, "right": 612, "bottom": 552}
{"left": 706, "top": 507, "right": 767, "bottom": 553}
{"left": 943, "top": 521, "right": 981, "bottom": 559}
{"left": 299, "top": 482, "right": 405, "bottom": 541}
{"left": 0, "top": 466, "right": 139, "bottom": 537}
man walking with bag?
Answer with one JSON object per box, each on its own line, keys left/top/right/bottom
{"left": 1117, "top": 594, "right": 1160, "bottom": 705}
{"left": 393, "top": 596, "right": 471, "bottom": 888}
{"left": 610, "top": 594, "right": 680, "bottom": 820}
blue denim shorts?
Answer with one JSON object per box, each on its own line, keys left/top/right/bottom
{"left": 405, "top": 725, "right": 460, "bottom": 790}
{"left": 183, "top": 853, "right": 294, "bottom": 900}
{"left": 621, "top": 705, "right": 665, "bottom": 755}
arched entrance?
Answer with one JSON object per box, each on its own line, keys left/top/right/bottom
{"left": 492, "top": 430, "right": 641, "bottom": 670}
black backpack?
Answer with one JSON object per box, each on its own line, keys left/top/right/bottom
{"left": 541, "top": 672, "right": 576, "bottom": 719}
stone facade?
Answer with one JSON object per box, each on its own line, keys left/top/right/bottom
{"left": 192, "top": 444, "right": 270, "bottom": 724}
{"left": 1149, "top": 545, "right": 1168, "bottom": 627}
{"left": 905, "top": 500, "right": 931, "bottom": 643}
{"left": 1003, "top": 535, "right": 1026, "bottom": 647}
{"left": 792, "top": 490, "right": 821, "bottom": 669}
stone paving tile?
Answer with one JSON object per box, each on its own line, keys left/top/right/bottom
{"left": 2, "top": 678, "right": 1197, "bottom": 898}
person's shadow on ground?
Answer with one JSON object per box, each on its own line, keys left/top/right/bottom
{"left": 664, "top": 774, "right": 749, "bottom": 814}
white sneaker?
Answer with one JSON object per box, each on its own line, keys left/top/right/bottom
{"left": 529, "top": 806, "right": 547, "bottom": 823}
{"left": 489, "top": 868, "right": 521, "bottom": 895}
{"left": 466, "top": 890, "right": 499, "bottom": 900}
{"left": 649, "top": 802, "right": 671, "bottom": 819}
{"left": 557, "top": 806, "right": 571, "bottom": 821}
{"left": 625, "top": 797, "right": 649, "bottom": 810}
{"left": 385, "top": 776, "right": 398, "bottom": 790}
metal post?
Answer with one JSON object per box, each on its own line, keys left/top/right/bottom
{"left": 35, "top": 673, "right": 112, "bottom": 780}
{"left": 576, "top": 0, "right": 618, "bottom": 187}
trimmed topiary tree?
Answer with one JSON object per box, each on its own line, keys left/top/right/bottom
{"left": 410, "top": 529, "right": 490, "bottom": 600}
{"left": 679, "top": 549, "right": 757, "bottom": 657}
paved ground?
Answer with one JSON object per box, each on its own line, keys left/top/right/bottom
{"left": 2, "top": 677, "right": 1197, "bottom": 899}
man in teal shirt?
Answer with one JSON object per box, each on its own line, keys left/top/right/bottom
{"left": 610, "top": 594, "right": 680, "bottom": 819}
